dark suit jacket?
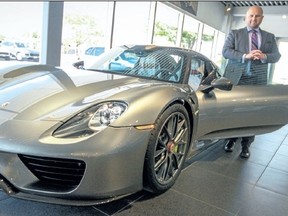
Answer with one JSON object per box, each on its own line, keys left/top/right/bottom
{"left": 222, "top": 27, "right": 281, "bottom": 85}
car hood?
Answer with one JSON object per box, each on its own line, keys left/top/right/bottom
{"left": 0, "top": 64, "right": 186, "bottom": 126}
{"left": 26, "top": 49, "right": 39, "bottom": 54}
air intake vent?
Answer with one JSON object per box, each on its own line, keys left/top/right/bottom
{"left": 18, "top": 154, "right": 86, "bottom": 188}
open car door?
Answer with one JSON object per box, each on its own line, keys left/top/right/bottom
{"left": 194, "top": 73, "right": 288, "bottom": 141}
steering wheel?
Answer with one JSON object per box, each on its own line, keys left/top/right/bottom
{"left": 154, "top": 69, "right": 178, "bottom": 81}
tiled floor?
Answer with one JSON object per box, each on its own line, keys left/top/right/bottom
{"left": 1, "top": 125, "right": 288, "bottom": 216}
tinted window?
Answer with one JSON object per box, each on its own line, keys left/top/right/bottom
{"left": 189, "top": 58, "right": 205, "bottom": 90}
{"left": 92, "top": 47, "right": 105, "bottom": 56}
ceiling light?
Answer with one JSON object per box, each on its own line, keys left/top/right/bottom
{"left": 224, "top": 3, "right": 233, "bottom": 15}
{"left": 226, "top": 3, "right": 232, "bottom": 11}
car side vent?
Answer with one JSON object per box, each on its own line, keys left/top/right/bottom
{"left": 18, "top": 154, "right": 86, "bottom": 188}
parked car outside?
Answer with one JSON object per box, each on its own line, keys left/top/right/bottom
{"left": 61, "top": 47, "right": 81, "bottom": 67}
{"left": 0, "top": 41, "right": 11, "bottom": 60}
{"left": 73, "top": 46, "right": 105, "bottom": 69}
{"left": 73, "top": 46, "right": 138, "bottom": 71}
{"left": 0, "top": 44, "right": 288, "bottom": 206}
{"left": 0, "top": 40, "right": 39, "bottom": 62}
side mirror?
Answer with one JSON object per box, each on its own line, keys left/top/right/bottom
{"left": 72, "top": 60, "right": 84, "bottom": 70}
{"left": 211, "top": 77, "right": 233, "bottom": 91}
{"left": 199, "top": 77, "right": 233, "bottom": 94}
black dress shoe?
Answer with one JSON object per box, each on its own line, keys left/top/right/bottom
{"left": 224, "top": 140, "right": 235, "bottom": 152}
{"left": 240, "top": 146, "right": 250, "bottom": 158}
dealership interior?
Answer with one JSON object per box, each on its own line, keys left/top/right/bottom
{"left": 1, "top": 1, "right": 288, "bottom": 216}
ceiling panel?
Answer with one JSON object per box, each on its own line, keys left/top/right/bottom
{"left": 222, "top": 1, "right": 288, "bottom": 7}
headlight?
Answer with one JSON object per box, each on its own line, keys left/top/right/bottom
{"left": 53, "top": 102, "right": 127, "bottom": 138}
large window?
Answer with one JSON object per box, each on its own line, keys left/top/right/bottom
{"left": 272, "top": 40, "right": 288, "bottom": 84}
{"left": 0, "top": 2, "right": 43, "bottom": 63}
{"left": 213, "top": 31, "right": 226, "bottom": 68}
{"left": 61, "top": 2, "right": 113, "bottom": 67}
{"left": 112, "top": 2, "right": 153, "bottom": 46}
{"left": 0, "top": 0, "right": 265, "bottom": 81}
{"left": 199, "top": 24, "right": 215, "bottom": 59}
{"left": 181, "top": 15, "right": 200, "bottom": 50}
{"left": 153, "top": 3, "right": 181, "bottom": 46}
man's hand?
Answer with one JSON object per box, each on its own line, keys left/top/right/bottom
{"left": 245, "top": 50, "right": 266, "bottom": 61}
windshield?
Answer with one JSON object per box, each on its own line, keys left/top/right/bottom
{"left": 85, "top": 45, "right": 186, "bottom": 83}
{"left": 85, "top": 47, "right": 105, "bottom": 56}
{"left": 15, "top": 42, "right": 27, "bottom": 48}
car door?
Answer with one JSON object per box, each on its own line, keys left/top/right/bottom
{"left": 192, "top": 61, "right": 288, "bottom": 140}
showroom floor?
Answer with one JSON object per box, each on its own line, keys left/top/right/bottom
{"left": 1, "top": 124, "right": 288, "bottom": 216}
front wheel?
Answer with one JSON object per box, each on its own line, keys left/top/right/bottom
{"left": 143, "top": 104, "right": 191, "bottom": 193}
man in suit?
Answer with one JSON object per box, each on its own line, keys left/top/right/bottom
{"left": 222, "top": 5, "right": 281, "bottom": 158}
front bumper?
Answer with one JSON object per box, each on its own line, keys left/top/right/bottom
{"left": 0, "top": 126, "right": 151, "bottom": 205}
{"left": 0, "top": 52, "right": 10, "bottom": 60}
{"left": 23, "top": 54, "right": 39, "bottom": 62}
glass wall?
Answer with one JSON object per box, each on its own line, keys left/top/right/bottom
{"left": 0, "top": 1, "right": 239, "bottom": 73}
{"left": 199, "top": 24, "right": 215, "bottom": 59}
{"left": 61, "top": 2, "right": 113, "bottom": 67}
{"left": 181, "top": 15, "right": 200, "bottom": 50}
{"left": 213, "top": 31, "right": 226, "bottom": 68}
{"left": 272, "top": 40, "right": 288, "bottom": 84}
{"left": 112, "top": 2, "right": 153, "bottom": 46}
{"left": 0, "top": 2, "right": 43, "bottom": 64}
{"left": 153, "top": 3, "right": 181, "bottom": 46}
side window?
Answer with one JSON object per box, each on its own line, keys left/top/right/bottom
{"left": 2, "top": 41, "right": 9, "bottom": 46}
{"left": 189, "top": 58, "right": 205, "bottom": 90}
{"left": 93, "top": 47, "right": 105, "bottom": 56}
{"left": 200, "top": 61, "right": 219, "bottom": 85}
{"left": 85, "top": 48, "right": 92, "bottom": 55}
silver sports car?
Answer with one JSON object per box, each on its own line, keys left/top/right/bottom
{"left": 0, "top": 45, "right": 288, "bottom": 206}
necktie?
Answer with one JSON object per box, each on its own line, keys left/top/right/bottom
{"left": 251, "top": 30, "right": 258, "bottom": 50}
{"left": 246, "top": 30, "right": 258, "bottom": 76}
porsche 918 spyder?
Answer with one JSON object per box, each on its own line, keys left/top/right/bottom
{"left": 0, "top": 45, "right": 287, "bottom": 206}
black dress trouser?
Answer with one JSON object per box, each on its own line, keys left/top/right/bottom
{"left": 230, "top": 136, "right": 255, "bottom": 148}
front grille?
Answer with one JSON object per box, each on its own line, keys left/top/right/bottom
{"left": 18, "top": 154, "right": 86, "bottom": 188}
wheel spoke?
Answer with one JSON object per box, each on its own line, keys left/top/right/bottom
{"left": 163, "top": 156, "right": 172, "bottom": 181}
{"left": 160, "top": 159, "right": 169, "bottom": 180}
{"left": 154, "top": 129, "right": 169, "bottom": 169}
{"left": 165, "top": 114, "right": 178, "bottom": 139}
{"left": 174, "top": 115, "right": 186, "bottom": 139}
{"left": 156, "top": 154, "right": 174, "bottom": 182}
{"left": 155, "top": 148, "right": 166, "bottom": 159}
{"left": 171, "top": 114, "right": 179, "bottom": 138}
{"left": 161, "top": 153, "right": 180, "bottom": 181}
{"left": 167, "top": 154, "right": 176, "bottom": 177}
{"left": 171, "top": 152, "right": 182, "bottom": 169}
{"left": 158, "top": 133, "right": 168, "bottom": 149}
{"left": 163, "top": 124, "right": 172, "bottom": 140}
{"left": 174, "top": 127, "right": 187, "bottom": 144}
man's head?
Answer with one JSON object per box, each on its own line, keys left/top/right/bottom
{"left": 245, "top": 6, "right": 264, "bottom": 29}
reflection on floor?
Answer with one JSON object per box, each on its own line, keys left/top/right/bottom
{"left": 1, "top": 125, "right": 288, "bottom": 216}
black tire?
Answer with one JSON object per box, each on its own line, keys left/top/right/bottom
{"left": 143, "top": 104, "right": 191, "bottom": 194}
